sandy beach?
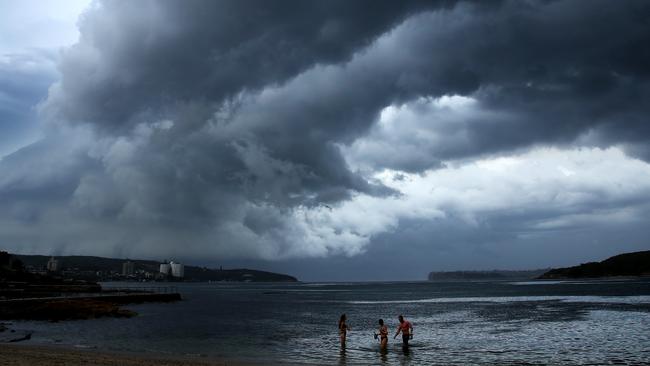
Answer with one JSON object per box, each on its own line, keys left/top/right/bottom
{"left": 0, "top": 344, "right": 261, "bottom": 366}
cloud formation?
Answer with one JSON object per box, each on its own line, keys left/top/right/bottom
{"left": 1, "top": 0, "right": 649, "bottom": 273}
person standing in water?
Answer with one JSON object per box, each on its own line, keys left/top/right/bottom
{"left": 375, "top": 318, "right": 388, "bottom": 350}
{"left": 338, "top": 314, "right": 350, "bottom": 347}
{"left": 393, "top": 315, "right": 413, "bottom": 349}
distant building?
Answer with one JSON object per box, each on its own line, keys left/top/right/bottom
{"left": 46, "top": 257, "right": 59, "bottom": 272}
{"left": 122, "top": 261, "right": 135, "bottom": 276}
{"left": 170, "top": 261, "right": 184, "bottom": 278}
{"left": 159, "top": 261, "right": 184, "bottom": 279}
{"left": 160, "top": 263, "right": 171, "bottom": 276}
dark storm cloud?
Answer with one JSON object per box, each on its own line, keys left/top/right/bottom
{"left": 7, "top": 0, "right": 459, "bottom": 259}
{"left": 346, "top": 0, "right": 650, "bottom": 171}
{"left": 2, "top": 0, "right": 650, "bottom": 264}
{"left": 42, "top": 0, "right": 650, "bottom": 202}
{"left": 466, "top": 0, "right": 650, "bottom": 160}
{"left": 45, "top": 0, "right": 447, "bottom": 129}
{"left": 39, "top": 0, "right": 458, "bottom": 207}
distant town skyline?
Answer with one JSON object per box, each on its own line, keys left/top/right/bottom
{"left": 1, "top": 0, "right": 649, "bottom": 281}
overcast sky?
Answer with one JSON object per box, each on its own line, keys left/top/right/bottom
{"left": 1, "top": 0, "right": 649, "bottom": 281}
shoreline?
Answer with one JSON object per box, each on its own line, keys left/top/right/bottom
{"left": 0, "top": 343, "right": 272, "bottom": 366}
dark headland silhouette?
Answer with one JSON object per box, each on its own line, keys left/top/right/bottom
{"left": 428, "top": 269, "right": 547, "bottom": 281}
{"left": 427, "top": 250, "right": 650, "bottom": 281}
{"left": 539, "top": 250, "right": 650, "bottom": 279}
{"left": 1, "top": 251, "right": 180, "bottom": 322}
{"left": 2, "top": 251, "right": 295, "bottom": 324}
{"left": 16, "top": 254, "right": 298, "bottom": 282}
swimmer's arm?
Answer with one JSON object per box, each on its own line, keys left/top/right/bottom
{"left": 394, "top": 327, "right": 401, "bottom": 338}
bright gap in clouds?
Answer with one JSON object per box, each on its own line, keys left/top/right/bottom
{"left": 0, "top": 0, "right": 91, "bottom": 53}
{"left": 342, "top": 94, "right": 522, "bottom": 174}
{"left": 169, "top": 143, "right": 650, "bottom": 260}
{"left": 320, "top": 95, "right": 650, "bottom": 258}
{"left": 328, "top": 145, "right": 650, "bottom": 255}
{"left": 0, "top": 0, "right": 92, "bottom": 157}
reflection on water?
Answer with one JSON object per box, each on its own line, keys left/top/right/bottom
{"left": 338, "top": 348, "right": 346, "bottom": 366}
{"left": 12, "top": 279, "right": 650, "bottom": 365}
{"left": 380, "top": 348, "right": 388, "bottom": 364}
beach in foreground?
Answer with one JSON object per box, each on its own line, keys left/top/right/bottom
{"left": 0, "top": 344, "right": 261, "bottom": 366}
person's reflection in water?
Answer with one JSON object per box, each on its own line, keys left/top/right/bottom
{"left": 380, "top": 347, "right": 388, "bottom": 364}
{"left": 399, "top": 346, "right": 412, "bottom": 366}
{"left": 338, "top": 348, "right": 347, "bottom": 366}
{"left": 402, "top": 345, "right": 411, "bottom": 357}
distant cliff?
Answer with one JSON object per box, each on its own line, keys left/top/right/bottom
{"left": 15, "top": 254, "right": 298, "bottom": 282}
{"left": 539, "top": 250, "right": 650, "bottom": 279}
{"left": 428, "top": 269, "right": 547, "bottom": 281}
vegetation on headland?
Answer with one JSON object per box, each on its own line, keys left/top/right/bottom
{"left": 16, "top": 254, "right": 298, "bottom": 282}
{"left": 539, "top": 250, "right": 650, "bottom": 279}
{"left": 1, "top": 252, "right": 101, "bottom": 297}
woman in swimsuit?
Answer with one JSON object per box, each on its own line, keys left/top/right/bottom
{"left": 376, "top": 318, "right": 388, "bottom": 350}
{"left": 338, "top": 313, "right": 350, "bottom": 347}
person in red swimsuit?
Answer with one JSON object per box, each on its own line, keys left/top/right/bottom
{"left": 393, "top": 315, "right": 413, "bottom": 348}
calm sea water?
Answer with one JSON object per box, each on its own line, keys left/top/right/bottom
{"left": 13, "top": 279, "right": 650, "bottom": 365}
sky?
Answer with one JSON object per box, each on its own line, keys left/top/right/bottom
{"left": 1, "top": 0, "right": 649, "bottom": 281}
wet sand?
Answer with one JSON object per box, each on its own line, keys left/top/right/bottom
{"left": 0, "top": 344, "right": 263, "bottom": 366}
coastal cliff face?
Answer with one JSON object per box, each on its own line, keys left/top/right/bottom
{"left": 539, "top": 251, "right": 650, "bottom": 279}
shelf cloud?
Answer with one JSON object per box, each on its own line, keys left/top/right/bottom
{"left": 1, "top": 0, "right": 649, "bottom": 278}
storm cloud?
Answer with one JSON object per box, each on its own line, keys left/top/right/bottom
{"left": 1, "top": 0, "right": 649, "bottom": 277}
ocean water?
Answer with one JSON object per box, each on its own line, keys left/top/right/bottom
{"left": 13, "top": 279, "right": 650, "bottom": 365}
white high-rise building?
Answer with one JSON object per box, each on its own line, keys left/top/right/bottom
{"left": 170, "top": 261, "right": 184, "bottom": 278}
{"left": 159, "top": 260, "right": 184, "bottom": 279}
{"left": 122, "top": 261, "right": 135, "bottom": 276}
{"left": 46, "top": 257, "right": 59, "bottom": 272}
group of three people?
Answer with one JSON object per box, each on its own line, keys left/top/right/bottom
{"left": 338, "top": 314, "right": 413, "bottom": 350}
